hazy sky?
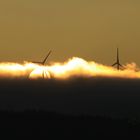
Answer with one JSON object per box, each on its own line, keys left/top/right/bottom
{"left": 0, "top": 0, "right": 140, "bottom": 65}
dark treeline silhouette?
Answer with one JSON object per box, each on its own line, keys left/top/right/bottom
{"left": 0, "top": 110, "right": 140, "bottom": 137}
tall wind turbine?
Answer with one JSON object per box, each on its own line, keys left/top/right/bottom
{"left": 112, "top": 48, "right": 123, "bottom": 70}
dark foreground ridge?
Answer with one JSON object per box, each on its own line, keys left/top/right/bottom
{"left": 0, "top": 77, "right": 140, "bottom": 137}
{"left": 0, "top": 110, "right": 140, "bottom": 137}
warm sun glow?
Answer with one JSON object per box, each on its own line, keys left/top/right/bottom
{"left": 43, "top": 57, "right": 140, "bottom": 79}
{"left": 0, "top": 57, "right": 140, "bottom": 79}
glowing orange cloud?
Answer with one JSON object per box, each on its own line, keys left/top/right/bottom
{"left": 0, "top": 57, "right": 140, "bottom": 79}
{"left": 0, "top": 62, "right": 38, "bottom": 78}
{"left": 30, "top": 57, "right": 140, "bottom": 79}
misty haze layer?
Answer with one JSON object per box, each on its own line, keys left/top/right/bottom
{"left": 0, "top": 57, "right": 140, "bottom": 79}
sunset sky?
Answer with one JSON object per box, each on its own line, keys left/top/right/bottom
{"left": 0, "top": 0, "right": 140, "bottom": 65}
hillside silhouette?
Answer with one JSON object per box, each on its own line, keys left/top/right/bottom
{"left": 0, "top": 110, "right": 140, "bottom": 137}
{"left": 0, "top": 77, "right": 140, "bottom": 137}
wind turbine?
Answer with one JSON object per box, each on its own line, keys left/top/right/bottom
{"left": 112, "top": 48, "right": 123, "bottom": 70}
{"left": 32, "top": 50, "right": 52, "bottom": 78}
{"left": 32, "top": 50, "right": 52, "bottom": 65}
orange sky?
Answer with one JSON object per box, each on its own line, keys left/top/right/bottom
{"left": 0, "top": 0, "right": 140, "bottom": 66}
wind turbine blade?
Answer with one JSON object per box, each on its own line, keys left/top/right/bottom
{"left": 42, "top": 50, "right": 52, "bottom": 65}
{"left": 112, "top": 62, "right": 117, "bottom": 66}
{"left": 119, "top": 63, "right": 123, "bottom": 67}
